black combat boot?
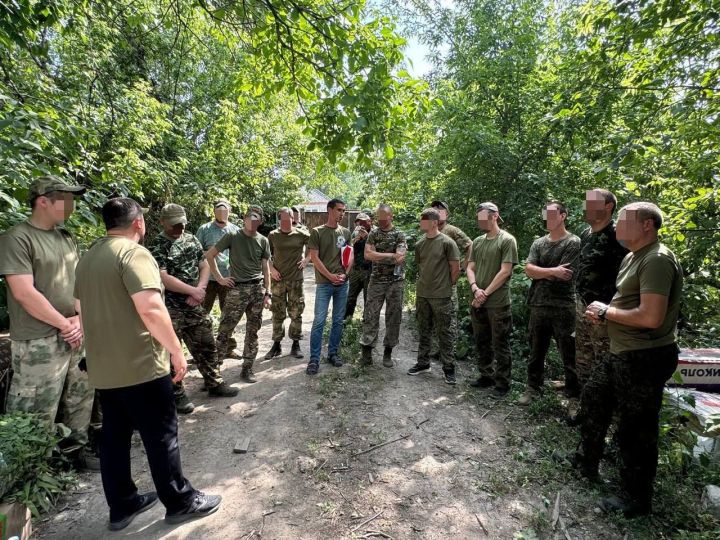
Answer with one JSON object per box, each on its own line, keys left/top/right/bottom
{"left": 290, "top": 340, "right": 304, "bottom": 358}
{"left": 382, "top": 347, "right": 393, "bottom": 367}
{"left": 360, "top": 345, "right": 373, "bottom": 366}
{"left": 264, "top": 341, "right": 282, "bottom": 359}
{"left": 240, "top": 367, "right": 257, "bottom": 383}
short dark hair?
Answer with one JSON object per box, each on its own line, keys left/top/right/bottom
{"left": 547, "top": 200, "right": 567, "bottom": 216}
{"left": 102, "top": 197, "right": 144, "bottom": 230}
{"left": 327, "top": 198, "right": 345, "bottom": 210}
{"left": 377, "top": 203, "right": 392, "bottom": 214}
{"left": 621, "top": 202, "right": 663, "bottom": 230}
{"left": 420, "top": 208, "right": 440, "bottom": 221}
{"left": 592, "top": 188, "right": 618, "bottom": 213}
{"left": 277, "top": 206, "right": 292, "bottom": 218}
{"left": 30, "top": 191, "right": 60, "bottom": 209}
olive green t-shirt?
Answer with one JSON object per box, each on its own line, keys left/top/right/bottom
{"left": 0, "top": 221, "right": 79, "bottom": 340}
{"left": 608, "top": 241, "right": 683, "bottom": 354}
{"left": 439, "top": 223, "right": 472, "bottom": 262}
{"left": 268, "top": 227, "right": 310, "bottom": 282}
{"left": 308, "top": 225, "right": 351, "bottom": 284}
{"left": 74, "top": 236, "right": 170, "bottom": 389}
{"left": 214, "top": 230, "right": 271, "bottom": 282}
{"left": 470, "top": 229, "right": 519, "bottom": 308}
{"left": 415, "top": 233, "right": 460, "bottom": 298}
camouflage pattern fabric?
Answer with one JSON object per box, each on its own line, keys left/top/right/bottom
{"left": 575, "top": 222, "right": 628, "bottom": 305}
{"left": 344, "top": 267, "right": 370, "bottom": 319}
{"left": 527, "top": 305, "right": 578, "bottom": 395}
{"left": 167, "top": 303, "right": 224, "bottom": 393}
{"left": 431, "top": 285, "right": 458, "bottom": 357}
{"left": 439, "top": 224, "right": 472, "bottom": 263}
{"left": 216, "top": 282, "right": 264, "bottom": 368}
{"left": 360, "top": 279, "right": 404, "bottom": 348}
{"left": 367, "top": 226, "right": 407, "bottom": 283}
{"left": 579, "top": 343, "right": 678, "bottom": 506}
{"left": 202, "top": 280, "right": 238, "bottom": 352}
{"left": 7, "top": 334, "right": 92, "bottom": 446}
{"left": 574, "top": 298, "right": 610, "bottom": 387}
{"left": 147, "top": 232, "right": 204, "bottom": 305}
{"left": 271, "top": 279, "right": 305, "bottom": 341}
{"left": 470, "top": 304, "right": 513, "bottom": 390}
{"left": 416, "top": 296, "right": 456, "bottom": 369}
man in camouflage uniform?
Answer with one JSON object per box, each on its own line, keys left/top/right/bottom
{"left": 207, "top": 205, "right": 272, "bottom": 383}
{"left": 430, "top": 201, "right": 472, "bottom": 360}
{"left": 264, "top": 207, "right": 310, "bottom": 359}
{"left": 359, "top": 204, "right": 407, "bottom": 367}
{"left": 344, "top": 213, "right": 373, "bottom": 320}
{"left": 148, "top": 204, "right": 239, "bottom": 414}
{"left": 575, "top": 189, "right": 628, "bottom": 389}
{"left": 0, "top": 176, "right": 95, "bottom": 469}
{"left": 518, "top": 202, "right": 581, "bottom": 407}
{"left": 195, "top": 199, "right": 241, "bottom": 356}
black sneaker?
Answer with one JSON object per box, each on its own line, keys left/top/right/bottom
{"left": 327, "top": 354, "right": 343, "bottom": 367}
{"left": 407, "top": 363, "right": 431, "bottom": 375}
{"left": 165, "top": 492, "right": 222, "bottom": 525}
{"left": 306, "top": 361, "right": 319, "bottom": 375}
{"left": 109, "top": 492, "right": 158, "bottom": 531}
{"left": 443, "top": 370, "right": 457, "bottom": 385}
{"left": 175, "top": 394, "right": 195, "bottom": 414}
{"left": 469, "top": 376, "right": 494, "bottom": 388}
{"left": 207, "top": 382, "right": 239, "bottom": 397}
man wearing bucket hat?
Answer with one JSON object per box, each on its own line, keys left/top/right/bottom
{"left": 0, "top": 175, "right": 96, "bottom": 469}
{"left": 195, "top": 199, "right": 241, "bottom": 355}
{"left": 148, "top": 204, "right": 239, "bottom": 414}
{"left": 206, "top": 204, "right": 272, "bottom": 383}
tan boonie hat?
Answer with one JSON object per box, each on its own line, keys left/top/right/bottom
{"left": 29, "top": 176, "right": 86, "bottom": 199}
{"left": 214, "top": 199, "right": 231, "bottom": 209}
{"left": 476, "top": 201, "right": 504, "bottom": 223}
{"left": 160, "top": 203, "right": 187, "bottom": 226}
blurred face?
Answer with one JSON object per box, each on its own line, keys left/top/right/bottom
{"left": 543, "top": 204, "right": 566, "bottom": 231}
{"left": 279, "top": 210, "right": 293, "bottom": 229}
{"left": 244, "top": 215, "right": 261, "bottom": 233}
{"left": 420, "top": 217, "right": 436, "bottom": 232}
{"left": 434, "top": 207, "right": 448, "bottom": 225}
{"left": 477, "top": 209, "right": 494, "bottom": 231}
{"left": 162, "top": 220, "right": 185, "bottom": 239}
{"left": 357, "top": 219, "right": 372, "bottom": 231}
{"left": 329, "top": 203, "right": 346, "bottom": 224}
{"left": 214, "top": 205, "right": 229, "bottom": 224}
{"left": 40, "top": 192, "right": 75, "bottom": 223}
{"left": 584, "top": 190, "right": 610, "bottom": 223}
{"left": 377, "top": 209, "right": 393, "bottom": 229}
{"left": 615, "top": 208, "right": 650, "bottom": 246}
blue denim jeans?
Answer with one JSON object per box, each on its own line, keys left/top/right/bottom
{"left": 309, "top": 282, "right": 349, "bottom": 363}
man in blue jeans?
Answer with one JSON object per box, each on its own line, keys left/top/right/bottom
{"left": 306, "top": 199, "right": 353, "bottom": 375}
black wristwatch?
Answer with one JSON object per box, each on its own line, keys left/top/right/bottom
{"left": 598, "top": 306, "right": 608, "bottom": 321}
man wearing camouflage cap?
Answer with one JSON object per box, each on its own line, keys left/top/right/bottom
{"left": 0, "top": 176, "right": 95, "bottom": 469}
{"left": 344, "top": 212, "right": 373, "bottom": 320}
{"left": 206, "top": 205, "right": 272, "bottom": 383}
{"left": 148, "top": 204, "right": 239, "bottom": 414}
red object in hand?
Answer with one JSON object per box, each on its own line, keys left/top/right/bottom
{"left": 341, "top": 245, "right": 352, "bottom": 269}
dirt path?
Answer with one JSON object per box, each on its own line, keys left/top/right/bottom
{"left": 35, "top": 267, "right": 628, "bottom": 539}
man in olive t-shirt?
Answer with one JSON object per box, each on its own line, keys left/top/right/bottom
{"left": 265, "top": 207, "right": 310, "bottom": 359}
{"left": 466, "top": 202, "right": 518, "bottom": 395}
{"left": 576, "top": 202, "right": 683, "bottom": 518}
{"left": 74, "top": 197, "right": 221, "bottom": 530}
{"left": 206, "top": 205, "right": 271, "bottom": 383}
{"left": 306, "top": 198, "right": 353, "bottom": 375}
{"left": 0, "top": 176, "right": 94, "bottom": 467}
{"left": 407, "top": 208, "right": 460, "bottom": 385}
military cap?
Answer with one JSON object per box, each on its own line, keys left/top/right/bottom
{"left": 214, "top": 199, "right": 231, "bottom": 209}
{"left": 430, "top": 200, "right": 449, "bottom": 212}
{"left": 160, "top": 203, "right": 187, "bottom": 226}
{"left": 29, "top": 175, "right": 86, "bottom": 200}
{"left": 476, "top": 201, "right": 504, "bottom": 222}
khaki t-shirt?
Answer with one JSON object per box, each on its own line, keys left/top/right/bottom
{"left": 415, "top": 233, "right": 460, "bottom": 298}
{"left": 268, "top": 227, "right": 310, "bottom": 282}
{"left": 470, "top": 229, "right": 519, "bottom": 308}
{"left": 214, "top": 230, "right": 271, "bottom": 282}
{"left": 608, "top": 241, "right": 683, "bottom": 354}
{"left": 308, "top": 225, "right": 351, "bottom": 284}
{"left": 74, "top": 236, "right": 170, "bottom": 389}
{"left": 0, "top": 221, "right": 79, "bottom": 340}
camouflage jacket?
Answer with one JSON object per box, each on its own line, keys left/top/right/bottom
{"left": 439, "top": 223, "right": 472, "bottom": 263}
{"left": 367, "top": 226, "right": 407, "bottom": 282}
{"left": 148, "top": 232, "right": 204, "bottom": 306}
{"left": 575, "top": 221, "right": 629, "bottom": 305}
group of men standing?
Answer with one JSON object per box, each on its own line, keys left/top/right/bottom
{"left": 0, "top": 176, "right": 684, "bottom": 523}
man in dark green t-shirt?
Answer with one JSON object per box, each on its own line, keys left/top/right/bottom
{"left": 575, "top": 202, "right": 683, "bottom": 518}
{"left": 466, "top": 202, "right": 518, "bottom": 395}
{"left": 519, "top": 201, "right": 581, "bottom": 407}
{"left": 407, "top": 208, "right": 460, "bottom": 385}
{"left": 206, "top": 205, "right": 271, "bottom": 383}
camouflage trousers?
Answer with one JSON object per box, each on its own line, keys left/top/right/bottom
{"left": 344, "top": 267, "right": 370, "bottom": 319}
{"left": 216, "top": 282, "right": 264, "bottom": 368}
{"left": 416, "top": 296, "right": 456, "bottom": 370}
{"left": 271, "top": 279, "right": 305, "bottom": 342}
{"left": 431, "top": 285, "right": 458, "bottom": 357}
{"left": 360, "top": 279, "right": 404, "bottom": 348}
{"left": 579, "top": 343, "right": 678, "bottom": 506}
{"left": 202, "top": 280, "right": 237, "bottom": 352}
{"left": 575, "top": 298, "right": 610, "bottom": 389}
{"left": 167, "top": 303, "right": 224, "bottom": 397}
{"left": 471, "top": 304, "right": 513, "bottom": 391}
{"left": 8, "top": 334, "right": 93, "bottom": 447}
{"left": 527, "top": 305, "right": 579, "bottom": 396}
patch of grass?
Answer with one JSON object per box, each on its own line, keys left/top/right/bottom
{"left": 306, "top": 439, "right": 320, "bottom": 456}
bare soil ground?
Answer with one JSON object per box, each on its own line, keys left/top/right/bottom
{"left": 35, "top": 268, "right": 643, "bottom": 539}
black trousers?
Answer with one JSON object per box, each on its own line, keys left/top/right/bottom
{"left": 527, "top": 306, "right": 579, "bottom": 395}
{"left": 579, "top": 343, "right": 678, "bottom": 506}
{"left": 97, "top": 375, "right": 195, "bottom": 515}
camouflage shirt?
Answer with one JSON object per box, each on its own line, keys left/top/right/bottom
{"left": 575, "top": 221, "right": 629, "bottom": 305}
{"left": 526, "top": 233, "right": 581, "bottom": 308}
{"left": 148, "top": 232, "right": 204, "bottom": 306}
{"left": 367, "top": 226, "right": 407, "bottom": 282}
{"left": 439, "top": 223, "right": 472, "bottom": 263}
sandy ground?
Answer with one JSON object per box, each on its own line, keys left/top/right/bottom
{"left": 34, "top": 267, "right": 629, "bottom": 539}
